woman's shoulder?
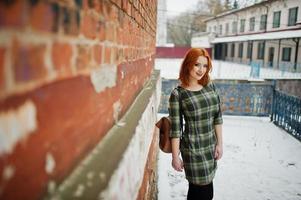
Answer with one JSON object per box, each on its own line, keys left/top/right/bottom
{"left": 170, "top": 85, "right": 186, "bottom": 100}
{"left": 206, "top": 81, "right": 217, "bottom": 91}
{"left": 170, "top": 86, "right": 181, "bottom": 96}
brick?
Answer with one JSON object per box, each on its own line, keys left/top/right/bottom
{"left": 52, "top": 42, "right": 73, "bottom": 76}
{"left": 122, "top": 0, "right": 128, "bottom": 13}
{"left": 92, "top": 0, "right": 103, "bottom": 13}
{"left": 110, "top": 6, "right": 118, "bottom": 22}
{"left": 105, "top": 24, "right": 115, "bottom": 42}
{"left": 93, "top": 44, "right": 102, "bottom": 65}
{"left": 103, "top": 0, "right": 112, "bottom": 21}
{"left": 80, "top": 13, "right": 97, "bottom": 39}
{"left": 98, "top": 21, "right": 105, "bottom": 41}
{"left": 104, "top": 46, "right": 111, "bottom": 64}
{"left": 76, "top": 44, "right": 92, "bottom": 70}
{"left": 12, "top": 39, "right": 48, "bottom": 83}
{"left": 29, "top": 1, "right": 54, "bottom": 32}
{"left": 0, "top": 0, "right": 28, "bottom": 28}
{"left": 111, "top": 47, "right": 117, "bottom": 64}
{"left": 62, "top": 8, "right": 80, "bottom": 35}
{"left": 0, "top": 48, "right": 5, "bottom": 93}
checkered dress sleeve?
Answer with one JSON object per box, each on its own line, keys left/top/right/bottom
{"left": 168, "top": 88, "right": 181, "bottom": 138}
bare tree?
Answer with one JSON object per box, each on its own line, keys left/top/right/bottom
{"left": 166, "top": 0, "right": 243, "bottom": 46}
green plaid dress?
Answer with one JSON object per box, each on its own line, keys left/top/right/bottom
{"left": 169, "top": 83, "right": 223, "bottom": 185}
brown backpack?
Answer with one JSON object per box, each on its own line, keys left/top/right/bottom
{"left": 155, "top": 116, "right": 172, "bottom": 153}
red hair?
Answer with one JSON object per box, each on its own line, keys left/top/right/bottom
{"left": 179, "top": 48, "right": 212, "bottom": 87}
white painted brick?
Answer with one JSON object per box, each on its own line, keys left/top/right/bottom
{"left": 90, "top": 65, "right": 117, "bottom": 93}
{"left": 0, "top": 100, "right": 38, "bottom": 155}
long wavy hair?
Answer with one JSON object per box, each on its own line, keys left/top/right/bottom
{"left": 179, "top": 48, "right": 212, "bottom": 87}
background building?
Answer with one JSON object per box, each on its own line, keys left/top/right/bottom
{"left": 205, "top": 0, "right": 301, "bottom": 72}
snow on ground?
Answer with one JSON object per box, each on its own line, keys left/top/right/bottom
{"left": 155, "top": 59, "right": 301, "bottom": 80}
{"left": 157, "top": 114, "right": 301, "bottom": 200}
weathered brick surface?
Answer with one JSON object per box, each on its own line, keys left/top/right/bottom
{"left": 0, "top": 48, "right": 5, "bottom": 92}
{"left": 0, "top": 0, "right": 157, "bottom": 199}
{"left": 137, "top": 127, "right": 159, "bottom": 200}
{"left": 0, "top": 1, "right": 28, "bottom": 28}
{"left": 12, "top": 39, "right": 48, "bottom": 83}
{"left": 29, "top": 1, "right": 54, "bottom": 32}
{"left": 52, "top": 42, "right": 73, "bottom": 77}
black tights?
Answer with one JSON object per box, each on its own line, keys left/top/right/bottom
{"left": 187, "top": 182, "right": 213, "bottom": 200}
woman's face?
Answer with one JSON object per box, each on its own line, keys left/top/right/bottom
{"left": 189, "top": 56, "right": 208, "bottom": 82}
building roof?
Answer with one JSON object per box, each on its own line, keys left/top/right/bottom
{"left": 211, "top": 29, "right": 301, "bottom": 43}
{"left": 204, "top": 0, "right": 275, "bottom": 22}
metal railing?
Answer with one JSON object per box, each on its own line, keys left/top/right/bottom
{"left": 159, "top": 79, "right": 274, "bottom": 116}
{"left": 271, "top": 90, "right": 301, "bottom": 141}
{"left": 159, "top": 79, "right": 301, "bottom": 141}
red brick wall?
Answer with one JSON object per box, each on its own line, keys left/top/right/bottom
{"left": 0, "top": 0, "right": 157, "bottom": 199}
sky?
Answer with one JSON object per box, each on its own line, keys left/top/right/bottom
{"left": 165, "top": 0, "right": 200, "bottom": 17}
{"left": 165, "top": 0, "right": 253, "bottom": 17}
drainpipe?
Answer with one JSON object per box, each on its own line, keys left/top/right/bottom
{"left": 250, "top": 41, "right": 253, "bottom": 63}
{"left": 277, "top": 39, "right": 281, "bottom": 69}
{"left": 293, "top": 38, "right": 299, "bottom": 71}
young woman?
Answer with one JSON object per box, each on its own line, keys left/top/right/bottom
{"left": 169, "top": 48, "right": 223, "bottom": 200}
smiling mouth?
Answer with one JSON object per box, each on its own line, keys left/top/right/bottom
{"left": 196, "top": 72, "right": 203, "bottom": 76}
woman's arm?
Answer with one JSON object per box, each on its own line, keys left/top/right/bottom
{"left": 214, "top": 124, "right": 223, "bottom": 160}
{"left": 171, "top": 138, "right": 183, "bottom": 172}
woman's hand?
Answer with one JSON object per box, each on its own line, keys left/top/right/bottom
{"left": 214, "top": 144, "right": 223, "bottom": 160}
{"left": 172, "top": 156, "right": 184, "bottom": 172}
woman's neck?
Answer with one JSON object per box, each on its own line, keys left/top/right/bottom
{"left": 189, "top": 79, "right": 200, "bottom": 87}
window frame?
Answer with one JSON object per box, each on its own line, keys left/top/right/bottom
{"left": 260, "top": 14, "right": 267, "bottom": 30}
{"left": 231, "top": 43, "right": 235, "bottom": 57}
{"left": 257, "top": 42, "right": 265, "bottom": 59}
{"left": 240, "top": 19, "right": 246, "bottom": 33}
{"left": 282, "top": 47, "right": 291, "bottom": 61}
{"left": 288, "top": 7, "right": 298, "bottom": 26}
{"left": 249, "top": 17, "right": 255, "bottom": 31}
{"left": 273, "top": 11, "right": 281, "bottom": 28}
{"left": 232, "top": 21, "right": 237, "bottom": 34}
{"left": 238, "top": 43, "right": 244, "bottom": 58}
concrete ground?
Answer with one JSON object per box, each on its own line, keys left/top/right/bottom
{"left": 157, "top": 114, "right": 301, "bottom": 200}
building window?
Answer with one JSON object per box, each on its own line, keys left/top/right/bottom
{"left": 288, "top": 7, "right": 298, "bottom": 26}
{"left": 225, "top": 43, "right": 228, "bottom": 57}
{"left": 260, "top": 15, "right": 267, "bottom": 30}
{"left": 219, "top": 25, "right": 223, "bottom": 35}
{"left": 232, "top": 21, "right": 237, "bottom": 33}
{"left": 240, "top": 19, "right": 245, "bottom": 32}
{"left": 238, "top": 43, "right": 243, "bottom": 58}
{"left": 273, "top": 11, "right": 281, "bottom": 28}
{"left": 257, "top": 42, "right": 265, "bottom": 59}
{"left": 209, "top": 27, "right": 212, "bottom": 32}
{"left": 282, "top": 48, "right": 291, "bottom": 61}
{"left": 249, "top": 17, "right": 255, "bottom": 31}
{"left": 226, "top": 23, "right": 229, "bottom": 35}
{"left": 247, "top": 42, "right": 252, "bottom": 59}
{"left": 231, "top": 43, "right": 235, "bottom": 57}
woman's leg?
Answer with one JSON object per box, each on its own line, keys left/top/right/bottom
{"left": 187, "top": 182, "right": 214, "bottom": 200}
